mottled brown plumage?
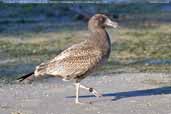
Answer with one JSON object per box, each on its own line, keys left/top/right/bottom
{"left": 17, "top": 14, "right": 118, "bottom": 104}
{"left": 34, "top": 41, "right": 102, "bottom": 82}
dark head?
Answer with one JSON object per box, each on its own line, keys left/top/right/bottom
{"left": 88, "top": 14, "right": 118, "bottom": 31}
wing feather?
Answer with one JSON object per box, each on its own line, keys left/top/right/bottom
{"left": 35, "top": 41, "right": 102, "bottom": 80}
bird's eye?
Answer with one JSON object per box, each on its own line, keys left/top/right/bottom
{"left": 99, "top": 17, "right": 104, "bottom": 22}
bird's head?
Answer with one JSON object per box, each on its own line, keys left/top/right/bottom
{"left": 88, "top": 14, "right": 118, "bottom": 30}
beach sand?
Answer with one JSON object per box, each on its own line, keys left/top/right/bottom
{"left": 0, "top": 73, "right": 171, "bottom": 114}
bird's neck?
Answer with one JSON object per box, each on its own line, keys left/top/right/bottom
{"left": 89, "top": 28, "right": 111, "bottom": 55}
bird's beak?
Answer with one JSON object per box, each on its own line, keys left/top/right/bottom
{"left": 104, "top": 18, "right": 118, "bottom": 28}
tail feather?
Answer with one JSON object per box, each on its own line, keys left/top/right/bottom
{"left": 17, "top": 72, "right": 34, "bottom": 82}
{"left": 17, "top": 62, "right": 48, "bottom": 83}
{"left": 35, "top": 62, "right": 48, "bottom": 75}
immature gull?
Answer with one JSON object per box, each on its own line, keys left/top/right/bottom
{"left": 17, "top": 14, "right": 118, "bottom": 104}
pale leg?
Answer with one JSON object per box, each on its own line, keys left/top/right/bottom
{"left": 75, "top": 83, "right": 82, "bottom": 104}
{"left": 80, "top": 84, "right": 102, "bottom": 97}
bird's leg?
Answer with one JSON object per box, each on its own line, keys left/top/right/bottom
{"left": 80, "top": 84, "right": 102, "bottom": 97}
{"left": 75, "top": 83, "right": 82, "bottom": 104}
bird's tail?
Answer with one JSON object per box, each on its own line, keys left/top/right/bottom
{"left": 16, "top": 71, "right": 34, "bottom": 82}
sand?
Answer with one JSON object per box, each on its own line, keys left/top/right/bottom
{"left": 0, "top": 73, "right": 171, "bottom": 114}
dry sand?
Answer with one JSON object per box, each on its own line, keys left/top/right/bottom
{"left": 0, "top": 73, "right": 171, "bottom": 114}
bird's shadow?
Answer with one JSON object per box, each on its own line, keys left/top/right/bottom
{"left": 66, "top": 86, "right": 171, "bottom": 101}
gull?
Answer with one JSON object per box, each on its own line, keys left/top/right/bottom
{"left": 17, "top": 14, "right": 118, "bottom": 104}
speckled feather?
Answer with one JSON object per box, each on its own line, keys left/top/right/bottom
{"left": 34, "top": 40, "right": 103, "bottom": 82}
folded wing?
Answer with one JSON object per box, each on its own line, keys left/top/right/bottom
{"left": 35, "top": 41, "right": 102, "bottom": 80}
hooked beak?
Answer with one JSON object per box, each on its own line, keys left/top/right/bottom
{"left": 104, "top": 18, "right": 118, "bottom": 28}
